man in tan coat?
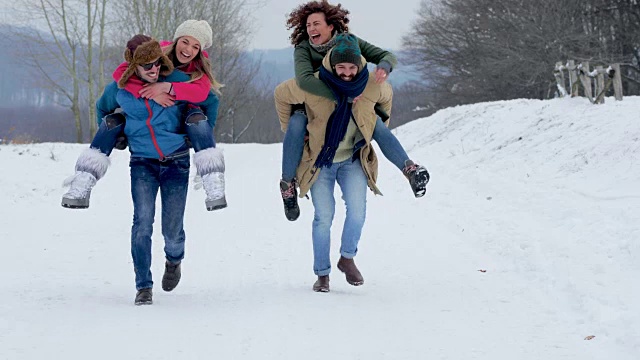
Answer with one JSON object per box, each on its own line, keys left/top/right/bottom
{"left": 275, "top": 33, "right": 407, "bottom": 292}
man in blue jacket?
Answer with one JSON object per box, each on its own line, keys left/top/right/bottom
{"left": 78, "top": 35, "right": 205, "bottom": 305}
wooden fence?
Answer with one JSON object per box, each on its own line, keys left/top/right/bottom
{"left": 553, "top": 60, "right": 623, "bottom": 104}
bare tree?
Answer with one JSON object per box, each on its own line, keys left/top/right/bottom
{"left": 14, "top": 0, "right": 111, "bottom": 142}
{"left": 402, "top": 0, "right": 621, "bottom": 106}
{"left": 83, "top": 0, "right": 110, "bottom": 137}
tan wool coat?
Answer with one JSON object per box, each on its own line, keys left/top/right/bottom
{"left": 274, "top": 50, "right": 393, "bottom": 197}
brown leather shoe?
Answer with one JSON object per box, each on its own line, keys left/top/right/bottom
{"left": 337, "top": 256, "right": 364, "bottom": 286}
{"left": 312, "top": 275, "right": 330, "bottom": 292}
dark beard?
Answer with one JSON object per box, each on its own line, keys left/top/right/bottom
{"left": 339, "top": 74, "right": 353, "bottom": 81}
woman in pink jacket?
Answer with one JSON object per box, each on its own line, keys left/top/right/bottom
{"left": 62, "top": 20, "right": 227, "bottom": 212}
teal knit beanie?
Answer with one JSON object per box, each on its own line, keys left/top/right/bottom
{"left": 330, "top": 33, "right": 361, "bottom": 67}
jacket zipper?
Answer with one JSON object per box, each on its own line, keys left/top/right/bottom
{"left": 144, "top": 99, "right": 165, "bottom": 160}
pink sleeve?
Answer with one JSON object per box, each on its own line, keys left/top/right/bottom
{"left": 112, "top": 62, "right": 144, "bottom": 98}
{"left": 171, "top": 75, "right": 211, "bottom": 103}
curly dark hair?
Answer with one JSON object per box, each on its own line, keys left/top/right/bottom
{"left": 286, "top": 0, "right": 350, "bottom": 46}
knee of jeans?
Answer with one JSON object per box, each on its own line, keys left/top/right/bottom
{"left": 132, "top": 224, "right": 153, "bottom": 240}
{"left": 288, "top": 113, "right": 308, "bottom": 133}
{"left": 345, "top": 205, "right": 366, "bottom": 223}
{"left": 313, "top": 206, "right": 335, "bottom": 225}
{"left": 104, "top": 112, "right": 126, "bottom": 130}
{"left": 185, "top": 111, "right": 208, "bottom": 125}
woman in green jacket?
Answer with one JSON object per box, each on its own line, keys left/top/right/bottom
{"left": 278, "top": 0, "right": 430, "bottom": 222}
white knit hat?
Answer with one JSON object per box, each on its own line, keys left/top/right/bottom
{"left": 173, "top": 20, "right": 213, "bottom": 49}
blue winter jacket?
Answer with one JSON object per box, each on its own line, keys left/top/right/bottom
{"left": 96, "top": 70, "right": 220, "bottom": 159}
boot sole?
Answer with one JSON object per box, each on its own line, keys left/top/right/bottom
{"left": 206, "top": 198, "right": 227, "bottom": 211}
{"left": 285, "top": 211, "right": 300, "bottom": 221}
{"left": 134, "top": 300, "right": 153, "bottom": 306}
{"left": 207, "top": 203, "right": 227, "bottom": 211}
{"left": 313, "top": 287, "right": 330, "bottom": 293}
{"left": 61, "top": 202, "right": 89, "bottom": 209}
{"left": 412, "top": 171, "right": 430, "bottom": 198}
{"left": 284, "top": 204, "right": 300, "bottom": 221}
{"left": 162, "top": 278, "right": 180, "bottom": 292}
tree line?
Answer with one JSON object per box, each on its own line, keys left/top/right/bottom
{"left": 6, "top": 0, "right": 275, "bottom": 144}
{"left": 402, "top": 0, "right": 640, "bottom": 109}
{"left": 3, "top": 0, "right": 433, "bottom": 144}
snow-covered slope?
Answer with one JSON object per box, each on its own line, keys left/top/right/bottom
{"left": 1, "top": 97, "right": 637, "bottom": 359}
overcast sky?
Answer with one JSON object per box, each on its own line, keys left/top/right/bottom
{"left": 0, "top": 0, "right": 425, "bottom": 50}
{"left": 250, "top": 0, "right": 424, "bottom": 49}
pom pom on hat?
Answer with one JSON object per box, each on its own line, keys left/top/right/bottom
{"left": 173, "top": 19, "right": 213, "bottom": 49}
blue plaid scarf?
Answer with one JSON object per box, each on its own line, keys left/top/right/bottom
{"left": 314, "top": 65, "right": 369, "bottom": 168}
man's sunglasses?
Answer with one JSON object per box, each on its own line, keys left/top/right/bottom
{"left": 141, "top": 58, "right": 162, "bottom": 71}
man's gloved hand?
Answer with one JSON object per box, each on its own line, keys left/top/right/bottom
{"left": 184, "top": 136, "right": 193, "bottom": 149}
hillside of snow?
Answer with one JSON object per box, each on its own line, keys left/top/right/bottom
{"left": 0, "top": 97, "right": 638, "bottom": 359}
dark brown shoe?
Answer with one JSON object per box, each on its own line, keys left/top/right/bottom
{"left": 313, "top": 275, "right": 330, "bottom": 292}
{"left": 134, "top": 288, "right": 153, "bottom": 305}
{"left": 162, "top": 261, "right": 181, "bottom": 292}
{"left": 337, "top": 256, "right": 364, "bottom": 286}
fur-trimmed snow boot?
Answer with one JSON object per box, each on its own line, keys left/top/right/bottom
{"left": 193, "top": 147, "right": 227, "bottom": 211}
{"left": 61, "top": 148, "right": 110, "bottom": 209}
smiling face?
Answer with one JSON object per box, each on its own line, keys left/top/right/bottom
{"left": 334, "top": 62, "right": 358, "bottom": 81}
{"left": 135, "top": 57, "right": 161, "bottom": 83}
{"left": 306, "top": 12, "right": 334, "bottom": 45}
{"left": 174, "top": 36, "right": 201, "bottom": 65}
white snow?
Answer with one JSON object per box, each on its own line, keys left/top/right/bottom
{"left": 1, "top": 97, "right": 638, "bottom": 359}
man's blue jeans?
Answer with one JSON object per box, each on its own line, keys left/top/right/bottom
{"left": 282, "top": 114, "right": 409, "bottom": 181}
{"left": 310, "top": 158, "right": 368, "bottom": 276}
{"left": 129, "top": 152, "right": 190, "bottom": 290}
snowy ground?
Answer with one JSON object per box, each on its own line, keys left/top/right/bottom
{"left": 0, "top": 97, "right": 638, "bottom": 359}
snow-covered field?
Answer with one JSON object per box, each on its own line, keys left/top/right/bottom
{"left": 1, "top": 97, "right": 637, "bottom": 359}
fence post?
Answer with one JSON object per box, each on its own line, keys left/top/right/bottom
{"left": 595, "top": 65, "right": 605, "bottom": 104}
{"left": 580, "top": 62, "right": 593, "bottom": 101}
{"left": 568, "top": 60, "right": 579, "bottom": 97}
{"left": 612, "top": 63, "right": 623, "bottom": 101}
{"left": 554, "top": 62, "right": 568, "bottom": 97}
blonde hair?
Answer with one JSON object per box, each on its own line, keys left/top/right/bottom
{"left": 163, "top": 41, "right": 223, "bottom": 95}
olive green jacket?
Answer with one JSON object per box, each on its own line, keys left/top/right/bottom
{"left": 294, "top": 34, "right": 397, "bottom": 100}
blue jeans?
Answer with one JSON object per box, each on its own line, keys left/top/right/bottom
{"left": 310, "top": 158, "right": 368, "bottom": 276}
{"left": 90, "top": 108, "right": 215, "bottom": 156}
{"left": 184, "top": 107, "right": 216, "bottom": 151}
{"left": 281, "top": 114, "right": 409, "bottom": 181}
{"left": 371, "top": 117, "right": 410, "bottom": 170}
{"left": 90, "top": 116, "right": 124, "bottom": 156}
{"left": 129, "top": 152, "right": 190, "bottom": 290}
{"left": 281, "top": 111, "right": 308, "bottom": 182}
